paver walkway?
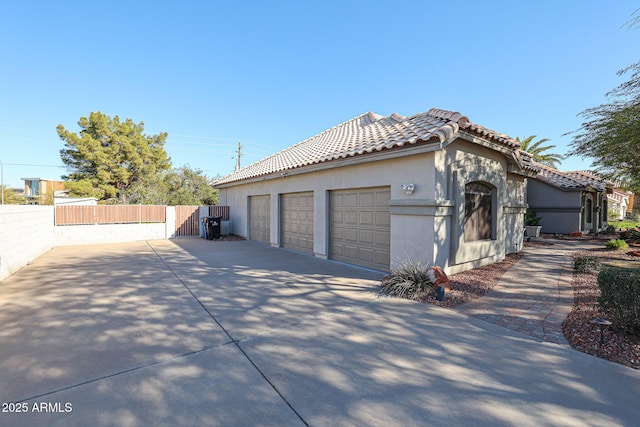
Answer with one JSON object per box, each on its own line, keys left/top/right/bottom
{"left": 455, "top": 239, "right": 600, "bottom": 345}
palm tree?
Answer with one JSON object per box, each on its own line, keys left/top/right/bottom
{"left": 516, "top": 135, "right": 564, "bottom": 169}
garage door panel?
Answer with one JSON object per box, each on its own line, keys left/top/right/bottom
{"left": 330, "top": 187, "right": 390, "bottom": 271}
{"left": 359, "top": 211, "right": 374, "bottom": 226}
{"left": 344, "top": 211, "right": 357, "bottom": 224}
{"left": 344, "top": 193, "right": 358, "bottom": 207}
{"left": 376, "top": 190, "right": 390, "bottom": 207}
{"left": 376, "top": 251, "right": 390, "bottom": 266}
{"left": 359, "top": 192, "right": 374, "bottom": 207}
{"left": 281, "top": 192, "right": 314, "bottom": 254}
{"left": 343, "top": 245, "right": 358, "bottom": 259}
{"left": 359, "top": 229, "right": 374, "bottom": 244}
{"left": 376, "top": 231, "right": 390, "bottom": 246}
{"left": 344, "top": 228, "right": 358, "bottom": 242}
{"left": 376, "top": 211, "right": 390, "bottom": 227}
{"left": 359, "top": 248, "right": 375, "bottom": 263}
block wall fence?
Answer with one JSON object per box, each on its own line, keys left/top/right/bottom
{"left": 0, "top": 205, "right": 228, "bottom": 281}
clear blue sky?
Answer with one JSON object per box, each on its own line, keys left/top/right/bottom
{"left": 1, "top": 1, "right": 639, "bottom": 188}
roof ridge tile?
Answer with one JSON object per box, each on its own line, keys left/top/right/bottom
{"left": 214, "top": 108, "right": 525, "bottom": 185}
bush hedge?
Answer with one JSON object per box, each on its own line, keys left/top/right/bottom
{"left": 574, "top": 255, "right": 601, "bottom": 273}
{"left": 598, "top": 266, "right": 640, "bottom": 334}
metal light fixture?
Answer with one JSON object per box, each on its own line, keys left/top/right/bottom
{"left": 401, "top": 183, "right": 415, "bottom": 195}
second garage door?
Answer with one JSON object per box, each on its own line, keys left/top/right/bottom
{"left": 281, "top": 192, "right": 314, "bottom": 254}
{"left": 249, "top": 195, "right": 270, "bottom": 244}
{"left": 330, "top": 187, "right": 390, "bottom": 271}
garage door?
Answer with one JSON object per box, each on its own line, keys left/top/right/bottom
{"left": 330, "top": 187, "right": 390, "bottom": 271}
{"left": 281, "top": 192, "right": 314, "bottom": 254}
{"left": 249, "top": 195, "right": 270, "bottom": 244}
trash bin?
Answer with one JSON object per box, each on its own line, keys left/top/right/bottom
{"left": 206, "top": 216, "right": 222, "bottom": 240}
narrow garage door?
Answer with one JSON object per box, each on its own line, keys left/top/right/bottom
{"left": 330, "top": 187, "right": 390, "bottom": 271}
{"left": 249, "top": 195, "right": 270, "bottom": 244}
{"left": 281, "top": 192, "right": 314, "bottom": 254}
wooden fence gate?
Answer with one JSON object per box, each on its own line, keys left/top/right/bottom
{"left": 174, "top": 205, "right": 230, "bottom": 237}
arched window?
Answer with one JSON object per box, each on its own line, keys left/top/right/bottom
{"left": 464, "top": 182, "right": 492, "bottom": 241}
{"left": 602, "top": 199, "right": 608, "bottom": 222}
{"left": 586, "top": 198, "right": 593, "bottom": 223}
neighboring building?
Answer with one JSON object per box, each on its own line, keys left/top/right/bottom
{"left": 21, "top": 178, "right": 66, "bottom": 205}
{"left": 53, "top": 190, "right": 97, "bottom": 206}
{"left": 607, "top": 189, "right": 632, "bottom": 221}
{"left": 214, "top": 108, "right": 536, "bottom": 274}
{"left": 527, "top": 163, "right": 612, "bottom": 234}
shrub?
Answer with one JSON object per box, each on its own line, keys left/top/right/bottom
{"left": 380, "top": 260, "right": 435, "bottom": 300}
{"left": 598, "top": 267, "right": 640, "bottom": 334}
{"left": 525, "top": 209, "right": 542, "bottom": 226}
{"left": 605, "top": 239, "right": 629, "bottom": 251}
{"left": 605, "top": 224, "right": 617, "bottom": 234}
{"left": 574, "top": 255, "right": 601, "bottom": 273}
{"left": 620, "top": 227, "right": 640, "bottom": 243}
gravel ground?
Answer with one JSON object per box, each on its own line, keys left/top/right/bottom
{"left": 418, "top": 252, "right": 524, "bottom": 308}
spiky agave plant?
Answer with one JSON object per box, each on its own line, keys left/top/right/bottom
{"left": 380, "top": 260, "right": 436, "bottom": 300}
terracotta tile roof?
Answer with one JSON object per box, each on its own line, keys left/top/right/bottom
{"left": 514, "top": 150, "right": 539, "bottom": 174}
{"left": 215, "top": 108, "right": 524, "bottom": 185}
{"left": 532, "top": 162, "right": 610, "bottom": 191}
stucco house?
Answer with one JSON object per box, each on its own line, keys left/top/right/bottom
{"left": 214, "top": 108, "right": 536, "bottom": 274}
{"left": 607, "top": 189, "right": 632, "bottom": 221}
{"left": 526, "top": 162, "right": 612, "bottom": 234}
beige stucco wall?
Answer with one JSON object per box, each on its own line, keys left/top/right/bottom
{"left": 218, "top": 139, "right": 526, "bottom": 274}
{"left": 439, "top": 140, "right": 526, "bottom": 274}
{"left": 219, "top": 151, "right": 439, "bottom": 266}
{"left": 526, "top": 180, "right": 611, "bottom": 234}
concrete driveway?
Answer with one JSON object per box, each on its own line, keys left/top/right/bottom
{"left": 0, "top": 239, "right": 638, "bottom": 426}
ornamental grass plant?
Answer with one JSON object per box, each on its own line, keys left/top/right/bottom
{"left": 380, "top": 260, "right": 436, "bottom": 300}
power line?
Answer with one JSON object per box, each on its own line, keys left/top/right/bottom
{"left": 3, "top": 162, "right": 66, "bottom": 168}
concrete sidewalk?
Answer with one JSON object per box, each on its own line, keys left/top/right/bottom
{"left": 456, "top": 239, "right": 599, "bottom": 345}
{"left": 0, "top": 239, "right": 638, "bottom": 426}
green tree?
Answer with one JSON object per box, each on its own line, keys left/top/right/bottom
{"left": 2, "top": 186, "right": 26, "bottom": 204}
{"left": 516, "top": 135, "right": 564, "bottom": 169}
{"left": 164, "top": 166, "right": 218, "bottom": 206}
{"left": 125, "top": 165, "right": 218, "bottom": 206}
{"left": 57, "top": 112, "right": 171, "bottom": 203}
{"left": 568, "top": 61, "right": 640, "bottom": 192}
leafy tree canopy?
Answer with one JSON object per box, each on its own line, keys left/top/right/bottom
{"left": 163, "top": 166, "right": 219, "bottom": 206}
{"left": 568, "top": 61, "right": 640, "bottom": 192}
{"left": 126, "top": 165, "right": 219, "bottom": 206}
{"left": 2, "top": 186, "right": 26, "bottom": 204}
{"left": 57, "top": 112, "right": 171, "bottom": 203}
{"left": 516, "top": 135, "right": 564, "bottom": 169}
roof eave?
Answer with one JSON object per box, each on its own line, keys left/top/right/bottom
{"left": 213, "top": 140, "right": 443, "bottom": 189}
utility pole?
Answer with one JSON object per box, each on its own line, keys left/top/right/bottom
{"left": 235, "top": 141, "right": 243, "bottom": 171}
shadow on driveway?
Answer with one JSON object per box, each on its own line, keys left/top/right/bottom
{"left": 0, "top": 239, "right": 638, "bottom": 426}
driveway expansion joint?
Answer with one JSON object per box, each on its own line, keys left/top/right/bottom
{"left": 146, "top": 241, "right": 310, "bottom": 427}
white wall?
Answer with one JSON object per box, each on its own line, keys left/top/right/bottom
{"left": 0, "top": 205, "right": 55, "bottom": 280}
{"left": 54, "top": 223, "right": 168, "bottom": 246}
{"left": 0, "top": 205, "right": 184, "bottom": 280}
